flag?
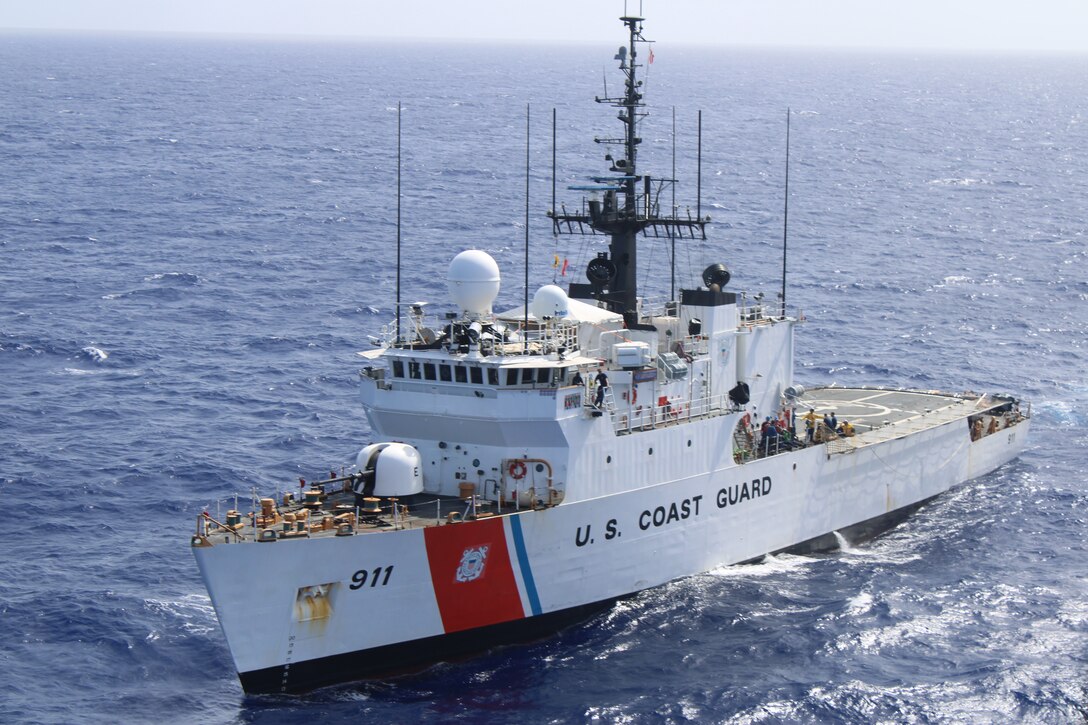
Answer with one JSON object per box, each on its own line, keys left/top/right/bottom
{"left": 648, "top": 47, "right": 655, "bottom": 64}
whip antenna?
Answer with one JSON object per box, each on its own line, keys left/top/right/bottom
{"left": 524, "top": 104, "right": 530, "bottom": 353}
{"left": 670, "top": 106, "right": 676, "bottom": 301}
{"left": 781, "top": 107, "right": 790, "bottom": 319}
{"left": 396, "top": 101, "right": 402, "bottom": 342}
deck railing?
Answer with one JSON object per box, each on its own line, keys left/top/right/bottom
{"left": 611, "top": 392, "right": 733, "bottom": 435}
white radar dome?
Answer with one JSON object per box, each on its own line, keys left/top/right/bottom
{"left": 448, "top": 250, "right": 500, "bottom": 316}
{"left": 530, "top": 285, "right": 570, "bottom": 320}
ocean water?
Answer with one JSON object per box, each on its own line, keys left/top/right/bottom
{"left": 1, "top": 28, "right": 1086, "bottom": 724}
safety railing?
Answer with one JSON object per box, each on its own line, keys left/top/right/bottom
{"left": 611, "top": 392, "right": 733, "bottom": 435}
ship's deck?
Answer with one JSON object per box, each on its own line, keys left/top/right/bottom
{"left": 191, "top": 387, "right": 1023, "bottom": 548}
{"left": 798, "top": 387, "right": 976, "bottom": 432}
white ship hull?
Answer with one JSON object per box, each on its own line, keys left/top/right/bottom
{"left": 193, "top": 400, "right": 1028, "bottom": 693}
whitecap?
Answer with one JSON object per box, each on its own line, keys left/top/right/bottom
{"left": 706, "top": 552, "right": 818, "bottom": 578}
{"left": 845, "top": 591, "right": 873, "bottom": 615}
{"left": 144, "top": 272, "right": 201, "bottom": 285}
{"left": 82, "top": 346, "right": 109, "bottom": 362}
{"left": 928, "top": 177, "right": 989, "bottom": 186}
{"left": 143, "top": 593, "right": 218, "bottom": 636}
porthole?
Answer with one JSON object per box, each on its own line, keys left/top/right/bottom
{"left": 687, "top": 440, "right": 692, "bottom": 447}
{"left": 648, "top": 448, "right": 654, "bottom": 456}
{"left": 606, "top": 455, "right": 612, "bottom": 464}
{"left": 535, "top": 463, "right": 545, "bottom": 473}
{"left": 472, "top": 458, "right": 480, "bottom": 467}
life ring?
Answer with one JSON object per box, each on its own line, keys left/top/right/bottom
{"left": 509, "top": 460, "right": 528, "bottom": 480}
{"left": 632, "top": 388, "right": 638, "bottom": 404}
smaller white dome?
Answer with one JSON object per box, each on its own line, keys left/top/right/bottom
{"left": 448, "top": 250, "right": 500, "bottom": 316}
{"left": 530, "top": 284, "right": 570, "bottom": 320}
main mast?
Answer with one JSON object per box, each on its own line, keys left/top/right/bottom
{"left": 550, "top": 15, "right": 708, "bottom": 328}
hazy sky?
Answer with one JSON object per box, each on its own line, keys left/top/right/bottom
{"left": 6, "top": 0, "right": 1088, "bottom": 53}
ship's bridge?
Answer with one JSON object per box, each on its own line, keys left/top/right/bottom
{"left": 359, "top": 348, "right": 601, "bottom": 394}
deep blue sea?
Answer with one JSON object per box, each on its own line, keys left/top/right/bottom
{"left": 2, "top": 28, "right": 1086, "bottom": 724}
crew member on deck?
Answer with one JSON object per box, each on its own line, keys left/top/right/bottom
{"left": 594, "top": 367, "right": 609, "bottom": 408}
{"left": 803, "top": 408, "right": 818, "bottom": 443}
{"left": 762, "top": 418, "right": 780, "bottom": 456}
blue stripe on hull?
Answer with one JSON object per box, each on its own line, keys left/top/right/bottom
{"left": 508, "top": 514, "right": 542, "bottom": 616}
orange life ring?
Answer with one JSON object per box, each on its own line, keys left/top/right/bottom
{"left": 632, "top": 388, "right": 638, "bottom": 404}
{"left": 509, "top": 461, "right": 527, "bottom": 480}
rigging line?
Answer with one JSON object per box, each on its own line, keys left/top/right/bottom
{"left": 683, "top": 210, "right": 696, "bottom": 292}
{"left": 640, "top": 232, "right": 660, "bottom": 296}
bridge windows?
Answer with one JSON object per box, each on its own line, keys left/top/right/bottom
{"left": 388, "top": 358, "right": 564, "bottom": 391}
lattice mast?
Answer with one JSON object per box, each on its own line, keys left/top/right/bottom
{"left": 550, "top": 15, "right": 708, "bottom": 327}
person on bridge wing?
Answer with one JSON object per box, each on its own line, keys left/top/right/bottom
{"left": 594, "top": 367, "right": 609, "bottom": 408}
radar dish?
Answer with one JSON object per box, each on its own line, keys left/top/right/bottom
{"left": 448, "top": 250, "right": 501, "bottom": 316}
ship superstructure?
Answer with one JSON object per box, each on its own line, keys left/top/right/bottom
{"left": 190, "top": 14, "right": 1030, "bottom": 695}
